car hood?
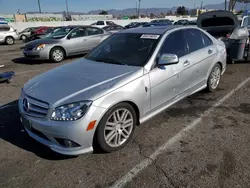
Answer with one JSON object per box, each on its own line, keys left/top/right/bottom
{"left": 25, "top": 38, "right": 60, "bottom": 47}
{"left": 23, "top": 58, "right": 142, "bottom": 107}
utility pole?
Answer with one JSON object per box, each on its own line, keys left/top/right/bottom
{"left": 136, "top": 1, "right": 138, "bottom": 17}
{"left": 138, "top": 0, "right": 141, "bottom": 18}
{"left": 225, "top": 0, "right": 227, "bottom": 11}
{"left": 65, "top": 0, "right": 69, "bottom": 16}
{"left": 200, "top": 1, "right": 203, "bottom": 10}
{"left": 38, "top": 0, "right": 41, "bottom": 13}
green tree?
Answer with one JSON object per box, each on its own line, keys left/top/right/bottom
{"left": 99, "top": 10, "right": 108, "bottom": 15}
{"left": 150, "top": 13, "right": 155, "bottom": 18}
{"left": 176, "top": 6, "right": 187, "bottom": 15}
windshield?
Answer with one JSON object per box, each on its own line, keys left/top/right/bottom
{"left": 85, "top": 33, "right": 160, "bottom": 67}
{"left": 46, "top": 27, "right": 73, "bottom": 39}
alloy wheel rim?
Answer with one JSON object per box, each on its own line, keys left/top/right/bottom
{"left": 53, "top": 50, "right": 63, "bottom": 61}
{"left": 104, "top": 108, "right": 133, "bottom": 147}
{"left": 210, "top": 67, "right": 221, "bottom": 89}
{"left": 7, "top": 38, "right": 13, "bottom": 44}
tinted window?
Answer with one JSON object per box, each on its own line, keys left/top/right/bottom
{"left": 201, "top": 32, "right": 213, "bottom": 47}
{"left": 107, "top": 21, "right": 115, "bottom": 25}
{"left": 86, "top": 33, "right": 160, "bottom": 67}
{"left": 97, "top": 21, "right": 104, "bottom": 25}
{"left": 185, "top": 29, "right": 205, "bottom": 53}
{"left": 0, "top": 26, "right": 10, "bottom": 31}
{"left": 70, "top": 28, "right": 86, "bottom": 38}
{"left": 160, "top": 30, "right": 188, "bottom": 57}
{"left": 86, "top": 27, "right": 103, "bottom": 35}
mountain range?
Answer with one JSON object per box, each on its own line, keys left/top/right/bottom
{"left": 26, "top": 1, "right": 248, "bottom": 16}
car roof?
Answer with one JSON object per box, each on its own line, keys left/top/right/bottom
{"left": 120, "top": 25, "right": 181, "bottom": 35}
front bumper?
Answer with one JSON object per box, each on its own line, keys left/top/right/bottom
{"left": 22, "top": 49, "right": 49, "bottom": 60}
{"left": 19, "top": 98, "right": 107, "bottom": 155}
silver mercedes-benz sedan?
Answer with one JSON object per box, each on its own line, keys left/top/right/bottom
{"left": 19, "top": 26, "right": 227, "bottom": 155}
{"left": 22, "top": 26, "right": 111, "bottom": 62}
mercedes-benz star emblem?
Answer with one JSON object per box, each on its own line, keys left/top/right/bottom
{"left": 23, "top": 98, "right": 30, "bottom": 112}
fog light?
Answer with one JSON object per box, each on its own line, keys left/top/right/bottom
{"left": 64, "top": 140, "right": 73, "bottom": 147}
{"left": 55, "top": 138, "right": 81, "bottom": 148}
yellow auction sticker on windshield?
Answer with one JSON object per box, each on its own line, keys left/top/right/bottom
{"left": 141, "top": 34, "right": 160, "bottom": 39}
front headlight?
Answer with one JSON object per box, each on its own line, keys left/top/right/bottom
{"left": 36, "top": 44, "right": 46, "bottom": 50}
{"left": 51, "top": 101, "right": 92, "bottom": 121}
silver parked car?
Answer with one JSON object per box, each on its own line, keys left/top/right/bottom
{"left": 0, "top": 24, "right": 19, "bottom": 45}
{"left": 19, "top": 26, "right": 226, "bottom": 155}
{"left": 22, "top": 26, "right": 111, "bottom": 62}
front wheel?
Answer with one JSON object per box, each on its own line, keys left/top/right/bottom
{"left": 21, "top": 35, "right": 27, "bottom": 41}
{"left": 95, "top": 103, "right": 137, "bottom": 152}
{"left": 50, "top": 47, "right": 65, "bottom": 62}
{"left": 207, "top": 63, "right": 221, "bottom": 92}
{"left": 5, "top": 37, "right": 15, "bottom": 45}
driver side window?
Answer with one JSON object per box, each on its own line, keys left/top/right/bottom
{"left": 159, "top": 30, "right": 188, "bottom": 58}
{"left": 69, "top": 28, "right": 86, "bottom": 38}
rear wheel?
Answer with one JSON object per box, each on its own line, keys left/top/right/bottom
{"left": 5, "top": 37, "right": 15, "bottom": 45}
{"left": 95, "top": 103, "right": 136, "bottom": 152}
{"left": 50, "top": 47, "right": 65, "bottom": 62}
{"left": 207, "top": 63, "right": 221, "bottom": 92}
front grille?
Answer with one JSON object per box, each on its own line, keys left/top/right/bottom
{"left": 23, "top": 95, "right": 49, "bottom": 119}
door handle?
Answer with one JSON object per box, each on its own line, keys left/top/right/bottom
{"left": 208, "top": 49, "right": 213, "bottom": 54}
{"left": 183, "top": 59, "right": 190, "bottom": 67}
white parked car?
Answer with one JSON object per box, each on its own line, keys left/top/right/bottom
{"left": 0, "top": 24, "right": 19, "bottom": 45}
{"left": 91, "top": 20, "right": 116, "bottom": 28}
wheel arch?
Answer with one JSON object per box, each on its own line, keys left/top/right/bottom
{"left": 50, "top": 46, "right": 67, "bottom": 56}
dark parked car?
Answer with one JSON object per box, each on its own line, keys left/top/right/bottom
{"left": 143, "top": 22, "right": 173, "bottom": 27}
{"left": 124, "top": 22, "right": 148, "bottom": 29}
{"left": 150, "top": 19, "right": 172, "bottom": 25}
{"left": 197, "top": 10, "right": 249, "bottom": 62}
{"left": 102, "top": 25, "right": 124, "bottom": 33}
{"left": 184, "top": 20, "right": 197, "bottom": 26}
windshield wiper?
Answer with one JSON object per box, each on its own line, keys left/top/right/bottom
{"left": 94, "top": 58, "right": 127, "bottom": 65}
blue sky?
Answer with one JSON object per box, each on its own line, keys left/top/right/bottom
{"left": 0, "top": 0, "right": 224, "bottom": 14}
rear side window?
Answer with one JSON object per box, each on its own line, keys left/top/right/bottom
{"left": 0, "top": 26, "right": 10, "bottom": 32}
{"left": 86, "top": 27, "right": 103, "bottom": 35}
{"left": 201, "top": 32, "right": 213, "bottom": 47}
{"left": 160, "top": 30, "right": 188, "bottom": 58}
{"left": 96, "top": 21, "right": 104, "bottom": 25}
{"left": 185, "top": 29, "right": 205, "bottom": 53}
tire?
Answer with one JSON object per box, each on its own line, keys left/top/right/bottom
{"left": 207, "top": 63, "right": 221, "bottom": 92}
{"left": 49, "top": 47, "right": 65, "bottom": 62}
{"left": 5, "top": 37, "right": 15, "bottom": 45}
{"left": 95, "top": 102, "right": 137, "bottom": 153}
{"left": 21, "top": 35, "right": 27, "bottom": 41}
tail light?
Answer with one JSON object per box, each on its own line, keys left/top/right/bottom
{"left": 226, "top": 34, "right": 231, "bottom": 38}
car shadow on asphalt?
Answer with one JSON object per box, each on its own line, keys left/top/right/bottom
{"left": 11, "top": 57, "right": 51, "bottom": 65}
{"left": 0, "top": 100, "right": 76, "bottom": 160}
{"left": 11, "top": 54, "right": 88, "bottom": 65}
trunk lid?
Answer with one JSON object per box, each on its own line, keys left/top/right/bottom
{"left": 197, "top": 10, "right": 239, "bottom": 37}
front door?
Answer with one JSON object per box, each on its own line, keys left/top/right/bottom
{"left": 149, "top": 29, "right": 189, "bottom": 110}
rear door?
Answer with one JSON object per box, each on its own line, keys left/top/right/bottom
{"left": 183, "top": 28, "right": 216, "bottom": 92}
{"left": 84, "top": 27, "right": 105, "bottom": 50}
{"left": 65, "top": 27, "right": 88, "bottom": 55}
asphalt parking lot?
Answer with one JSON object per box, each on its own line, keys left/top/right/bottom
{"left": 1, "top": 42, "right": 250, "bottom": 188}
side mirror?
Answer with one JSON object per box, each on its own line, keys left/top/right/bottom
{"left": 67, "top": 35, "right": 71, "bottom": 40}
{"left": 157, "top": 53, "right": 179, "bottom": 66}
